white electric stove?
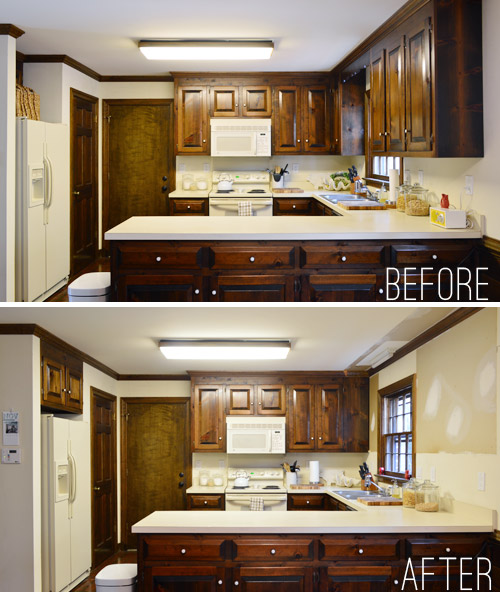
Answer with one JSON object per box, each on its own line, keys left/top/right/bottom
{"left": 225, "top": 467, "right": 287, "bottom": 511}
{"left": 209, "top": 171, "right": 273, "bottom": 216}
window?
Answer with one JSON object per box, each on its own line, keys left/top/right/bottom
{"left": 378, "top": 375, "right": 415, "bottom": 479}
{"left": 371, "top": 156, "right": 401, "bottom": 180}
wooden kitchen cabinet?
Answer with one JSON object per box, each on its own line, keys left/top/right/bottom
{"left": 176, "top": 86, "right": 209, "bottom": 154}
{"left": 146, "top": 566, "right": 226, "bottom": 592}
{"left": 41, "top": 341, "right": 83, "bottom": 413}
{"left": 287, "top": 494, "right": 326, "bottom": 511}
{"left": 169, "top": 198, "right": 208, "bottom": 216}
{"left": 303, "top": 274, "right": 380, "bottom": 302}
{"left": 191, "top": 385, "right": 225, "bottom": 451}
{"left": 322, "top": 566, "right": 396, "bottom": 592}
{"left": 210, "top": 85, "right": 271, "bottom": 118}
{"left": 187, "top": 494, "right": 225, "bottom": 510}
{"left": 233, "top": 567, "right": 314, "bottom": 592}
{"left": 210, "top": 275, "right": 295, "bottom": 302}
{"left": 226, "top": 384, "right": 286, "bottom": 416}
{"left": 273, "top": 197, "right": 314, "bottom": 216}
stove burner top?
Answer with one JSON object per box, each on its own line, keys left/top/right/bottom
{"left": 216, "top": 190, "right": 234, "bottom": 194}
{"left": 263, "top": 485, "right": 280, "bottom": 489}
{"left": 232, "top": 485, "right": 249, "bottom": 489}
{"left": 248, "top": 189, "right": 266, "bottom": 193}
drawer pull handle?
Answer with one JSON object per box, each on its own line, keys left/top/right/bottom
{"left": 212, "top": 290, "right": 217, "bottom": 296}
{"left": 446, "top": 547, "right": 451, "bottom": 553}
{"left": 204, "top": 500, "right": 208, "bottom": 505}
{"left": 358, "top": 548, "right": 364, "bottom": 554}
{"left": 234, "top": 581, "right": 239, "bottom": 586}
{"left": 156, "top": 256, "right": 162, "bottom": 262}
{"left": 270, "top": 549, "right": 276, "bottom": 555}
{"left": 341, "top": 256, "right": 347, "bottom": 262}
{"left": 218, "top": 580, "right": 223, "bottom": 586}
{"left": 249, "top": 256, "right": 255, "bottom": 262}
{"left": 194, "top": 289, "right": 200, "bottom": 295}
{"left": 432, "top": 254, "right": 438, "bottom": 260}
{"left": 181, "top": 548, "right": 186, "bottom": 554}
{"left": 292, "top": 204, "right": 296, "bottom": 209}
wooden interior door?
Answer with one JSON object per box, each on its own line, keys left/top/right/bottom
{"left": 121, "top": 398, "right": 190, "bottom": 549}
{"left": 102, "top": 99, "right": 174, "bottom": 242}
{"left": 70, "top": 88, "right": 98, "bottom": 275}
{"left": 90, "top": 387, "right": 117, "bottom": 568}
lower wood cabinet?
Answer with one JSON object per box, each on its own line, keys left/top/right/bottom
{"left": 169, "top": 198, "right": 209, "bottom": 216}
{"left": 234, "top": 567, "right": 314, "bottom": 592}
{"left": 187, "top": 494, "right": 225, "bottom": 510}
{"left": 323, "top": 565, "right": 396, "bottom": 592}
{"left": 41, "top": 341, "right": 83, "bottom": 414}
{"left": 147, "top": 566, "right": 226, "bottom": 592}
{"left": 210, "top": 275, "right": 295, "bottom": 302}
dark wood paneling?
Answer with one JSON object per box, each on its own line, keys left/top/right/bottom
{"left": 303, "top": 86, "right": 331, "bottom": 152}
{"left": 192, "top": 385, "right": 225, "bottom": 451}
{"left": 241, "top": 86, "right": 272, "bottom": 117}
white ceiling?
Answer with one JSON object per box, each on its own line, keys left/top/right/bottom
{"left": 0, "top": 306, "right": 455, "bottom": 375}
{"left": 6, "top": 0, "right": 407, "bottom": 75}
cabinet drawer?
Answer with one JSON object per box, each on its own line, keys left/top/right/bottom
{"left": 170, "top": 198, "right": 208, "bottom": 216}
{"left": 233, "top": 537, "right": 314, "bottom": 561}
{"left": 117, "top": 244, "right": 203, "bottom": 269}
{"left": 274, "top": 198, "right": 313, "bottom": 215}
{"left": 300, "top": 245, "right": 386, "bottom": 268}
{"left": 187, "top": 494, "right": 225, "bottom": 510}
{"left": 288, "top": 494, "right": 325, "bottom": 510}
{"left": 406, "top": 535, "right": 487, "bottom": 558}
{"left": 142, "top": 535, "right": 226, "bottom": 561}
{"left": 208, "top": 246, "right": 295, "bottom": 269}
{"left": 390, "top": 244, "right": 475, "bottom": 267}
{"left": 319, "top": 536, "right": 401, "bottom": 560}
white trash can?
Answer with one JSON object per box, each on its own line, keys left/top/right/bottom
{"left": 95, "top": 563, "right": 137, "bottom": 592}
{"left": 68, "top": 272, "right": 111, "bottom": 302}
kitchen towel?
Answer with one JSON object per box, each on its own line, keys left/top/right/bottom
{"left": 238, "top": 201, "right": 253, "bottom": 216}
{"left": 250, "top": 496, "right": 264, "bottom": 511}
{"left": 309, "top": 461, "right": 320, "bottom": 484}
{"left": 389, "top": 169, "right": 399, "bottom": 202}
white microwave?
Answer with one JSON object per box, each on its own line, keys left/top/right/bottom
{"left": 211, "top": 118, "right": 271, "bottom": 157}
{"left": 226, "top": 416, "right": 286, "bottom": 454}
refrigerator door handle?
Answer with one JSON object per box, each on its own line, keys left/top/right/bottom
{"left": 43, "top": 155, "right": 50, "bottom": 225}
{"left": 46, "top": 155, "right": 54, "bottom": 210}
{"left": 67, "top": 452, "right": 77, "bottom": 518}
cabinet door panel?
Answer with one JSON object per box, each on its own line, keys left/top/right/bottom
{"left": 405, "top": 17, "right": 432, "bottom": 152}
{"left": 303, "top": 86, "right": 331, "bottom": 152}
{"left": 226, "top": 385, "right": 254, "bottom": 415}
{"left": 257, "top": 385, "right": 286, "bottom": 415}
{"left": 120, "top": 275, "right": 203, "bottom": 302}
{"left": 177, "top": 86, "right": 208, "bottom": 153}
{"left": 324, "top": 566, "right": 394, "bottom": 592}
{"left": 65, "top": 365, "right": 83, "bottom": 412}
{"left": 386, "top": 35, "right": 406, "bottom": 152}
{"left": 42, "top": 356, "right": 65, "bottom": 407}
{"left": 212, "top": 275, "right": 294, "bottom": 303}
{"left": 241, "top": 86, "right": 272, "bottom": 117}
{"left": 316, "top": 383, "right": 343, "bottom": 450}
{"left": 370, "top": 48, "right": 387, "bottom": 153}
{"left": 150, "top": 566, "right": 226, "bottom": 592}
{"left": 274, "top": 87, "right": 301, "bottom": 153}
{"left": 211, "top": 87, "right": 239, "bottom": 117}
{"left": 234, "top": 567, "right": 313, "bottom": 592}
{"left": 305, "top": 274, "right": 379, "bottom": 302}
{"left": 287, "top": 385, "right": 315, "bottom": 450}
{"left": 192, "top": 385, "right": 224, "bottom": 451}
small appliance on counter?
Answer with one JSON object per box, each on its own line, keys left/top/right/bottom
{"left": 430, "top": 207, "right": 467, "bottom": 228}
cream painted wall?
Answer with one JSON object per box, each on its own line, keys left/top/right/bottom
{"left": 402, "top": 0, "right": 500, "bottom": 239}
{"left": 100, "top": 81, "right": 174, "bottom": 100}
{"left": 0, "top": 335, "right": 41, "bottom": 591}
{"left": 369, "top": 308, "right": 500, "bottom": 526}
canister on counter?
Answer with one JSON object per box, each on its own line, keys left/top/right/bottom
{"left": 405, "top": 183, "right": 430, "bottom": 216}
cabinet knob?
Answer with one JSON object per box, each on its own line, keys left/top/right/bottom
{"left": 249, "top": 256, "right": 255, "bottom": 262}
{"left": 335, "top": 138, "right": 339, "bottom": 142}
{"left": 187, "top": 205, "right": 191, "bottom": 209}
{"left": 203, "top": 139, "right": 206, "bottom": 143}
{"left": 93, "top": 486, "right": 101, "bottom": 491}
{"left": 73, "top": 191, "right": 80, "bottom": 196}
{"left": 204, "top": 500, "right": 208, "bottom": 505}
{"left": 156, "top": 256, "right": 162, "bottom": 262}
{"left": 432, "top": 254, "right": 438, "bottom": 260}
{"left": 341, "top": 255, "right": 347, "bottom": 262}
{"left": 68, "top": 390, "right": 71, "bottom": 395}
{"left": 318, "top": 437, "right": 322, "bottom": 440}
{"left": 379, "top": 132, "right": 383, "bottom": 137}
{"left": 234, "top": 581, "right": 239, "bottom": 586}
{"left": 358, "top": 548, "right": 364, "bottom": 554}
{"left": 235, "top": 103, "right": 239, "bottom": 107}
{"left": 212, "top": 290, "right": 217, "bottom": 296}
{"left": 404, "top": 129, "right": 410, "bottom": 134}
{"left": 297, "top": 139, "right": 301, "bottom": 143}
{"left": 305, "top": 139, "right": 309, "bottom": 142}
{"left": 163, "top": 176, "right": 168, "bottom": 181}
{"left": 179, "top": 472, "right": 184, "bottom": 478}
{"left": 311, "top": 437, "right": 314, "bottom": 440}
{"left": 243, "top": 104, "right": 247, "bottom": 107}
{"left": 181, "top": 548, "right": 186, "bottom": 554}
{"left": 270, "top": 549, "right": 276, "bottom": 555}
{"left": 218, "top": 436, "right": 222, "bottom": 440}
{"left": 394, "top": 581, "right": 399, "bottom": 586}
{"left": 446, "top": 547, "right": 451, "bottom": 553}
{"left": 162, "top": 185, "right": 168, "bottom": 192}
{"left": 218, "top": 580, "right": 223, "bottom": 586}
{"left": 379, "top": 288, "right": 384, "bottom": 294}
{"left": 292, "top": 204, "right": 296, "bottom": 209}
{"left": 306, "top": 500, "right": 310, "bottom": 504}
{"left": 62, "top": 388, "right": 67, "bottom": 393}
{"left": 194, "top": 289, "right": 200, "bottom": 295}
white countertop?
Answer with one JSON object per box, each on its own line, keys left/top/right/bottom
{"left": 105, "top": 209, "right": 481, "bottom": 241}
{"left": 132, "top": 488, "right": 494, "bottom": 534}
{"left": 187, "top": 486, "right": 226, "bottom": 494}
{"left": 169, "top": 190, "right": 210, "bottom": 198}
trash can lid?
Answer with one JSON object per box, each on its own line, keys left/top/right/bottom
{"left": 95, "top": 563, "right": 137, "bottom": 586}
{"left": 68, "top": 272, "right": 111, "bottom": 297}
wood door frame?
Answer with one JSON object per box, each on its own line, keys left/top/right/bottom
{"left": 90, "top": 386, "right": 117, "bottom": 567}
{"left": 70, "top": 88, "right": 99, "bottom": 273}
{"left": 101, "top": 99, "right": 175, "bottom": 248}
{"left": 120, "top": 397, "right": 191, "bottom": 548}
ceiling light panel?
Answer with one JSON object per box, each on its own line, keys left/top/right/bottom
{"left": 159, "top": 340, "right": 290, "bottom": 360}
{"left": 139, "top": 40, "right": 274, "bottom": 60}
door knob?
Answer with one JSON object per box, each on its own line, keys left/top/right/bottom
{"left": 93, "top": 486, "right": 101, "bottom": 491}
{"left": 162, "top": 185, "right": 168, "bottom": 192}
{"left": 179, "top": 472, "right": 184, "bottom": 478}
{"left": 179, "top": 481, "right": 185, "bottom": 487}
{"left": 73, "top": 191, "right": 80, "bottom": 195}
{"left": 162, "top": 176, "right": 168, "bottom": 181}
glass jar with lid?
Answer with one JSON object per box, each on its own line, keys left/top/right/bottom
{"left": 396, "top": 183, "right": 412, "bottom": 212}
{"left": 405, "top": 183, "right": 430, "bottom": 216}
{"left": 415, "top": 480, "right": 440, "bottom": 512}
{"left": 402, "top": 478, "right": 419, "bottom": 508}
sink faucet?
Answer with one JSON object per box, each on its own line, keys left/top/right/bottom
{"left": 354, "top": 180, "right": 378, "bottom": 201}
{"left": 364, "top": 474, "right": 386, "bottom": 493}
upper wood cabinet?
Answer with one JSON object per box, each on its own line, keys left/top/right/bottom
{"left": 273, "top": 85, "right": 331, "bottom": 154}
{"left": 191, "top": 385, "right": 225, "bottom": 451}
{"left": 210, "top": 85, "right": 272, "bottom": 118}
{"left": 41, "top": 341, "right": 83, "bottom": 414}
{"left": 226, "top": 384, "right": 286, "bottom": 416}
{"left": 176, "top": 86, "right": 209, "bottom": 154}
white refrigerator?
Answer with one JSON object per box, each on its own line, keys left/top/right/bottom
{"left": 41, "top": 415, "right": 91, "bottom": 592}
{"left": 16, "top": 117, "right": 70, "bottom": 302}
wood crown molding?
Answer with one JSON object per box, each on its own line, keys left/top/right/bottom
{"left": 0, "top": 24, "right": 25, "bottom": 39}
{"left": 117, "top": 374, "right": 190, "bottom": 381}
{"left": 368, "top": 307, "right": 484, "bottom": 376}
{"left": 100, "top": 75, "right": 173, "bottom": 82}
{"left": 188, "top": 370, "right": 369, "bottom": 379}
{"left": 23, "top": 54, "right": 101, "bottom": 81}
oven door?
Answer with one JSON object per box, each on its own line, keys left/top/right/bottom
{"left": 225, "top": 494, "right": 287, "bottom": 511}
{"left": 209, "top": 198, "right": 273, "bottom": 217}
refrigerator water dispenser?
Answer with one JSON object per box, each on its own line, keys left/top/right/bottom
{"left": 54, "top": 461, "right": 69, "bottom": 502}
{"left": 29, "top": 165, "right": 45, "bottom": 207}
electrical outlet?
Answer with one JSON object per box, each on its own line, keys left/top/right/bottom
{"left": 292, "top": 163, "right": 299, "bottom": 173}
{"left": 195, "top": 460, "right": 202, "bottom": 469}
{"left": 465, "top": 175, "right": 474, "bottom": 196}
{"left": 203, "top": 163, "right": 210, "bottom": 173}
{"left": 219, "top": 460, "right": 225, "bottom": 468}
{"left": 418, "top": 170, "right": 424, "bottom": 186}
{"left": 404, "top": 169, "right": 411, "bottom": 185}
{"left": 478, "top": 472, "right": 485, "bottom": 491}
{"left": 178, "top": 163, "right": 186, "bottom": 172}
{"left": 430, "top": 466, "right": 436, "bottom": 482}
{"left": 416, "top": 467, "right": 423, "bottom": 479}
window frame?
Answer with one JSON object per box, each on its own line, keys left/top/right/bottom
{"left": 377, "top": 374, "right": 416, "bottom": 483}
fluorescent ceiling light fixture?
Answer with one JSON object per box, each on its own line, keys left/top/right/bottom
{"left": 356, "top": 341, "right": 409, "bottom": 368}
{"left": 139, "top": 40, "right": 274, "bottom": 61}
{"left": 159, "top": 340, "right": 290, "bottom": 360}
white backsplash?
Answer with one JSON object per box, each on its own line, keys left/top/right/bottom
{"left": 192, "top": 451, "right": 369, "bottom": 488}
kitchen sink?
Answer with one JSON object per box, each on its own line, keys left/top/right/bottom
{"left": 331, "top": 490, "right": 388, "bottom": 500}
{"left": 318, "top": 194, "right": 364, "bottom": 204}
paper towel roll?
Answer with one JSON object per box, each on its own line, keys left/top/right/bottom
{"left": 389, "top": 169, "right": 399, "bottom": 202}
{"left": 309, "top": 461, "right": 320, "bottom": 484}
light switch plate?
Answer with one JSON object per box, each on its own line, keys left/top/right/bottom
{"left": 292, "top": 164, "right": 299, "bottom": 173}
{"left": 195, "top": 460, "right": 202, "bottom": 469}
{"left": 178, "top": 163, "right": 186, "bottom": 172}
{"left": 478, "top": 472, "right": 485, "bottom": 491}
{"left": 2, "top": 448, "right": 21, "bottom": 464}
{"left": 465, "top": 175, "right": 474, "bottom": 196}
{"left": 416, "top": 467, "right": 423, "bottom": 479}
{"left": 430, "top": 466, "right": 436, "bottom": 482}
{"left": 418, "top": 170, "right": 424, "bottom": 186}
{"left": 203, "top": 163, "right": 210, "bottom": 173}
